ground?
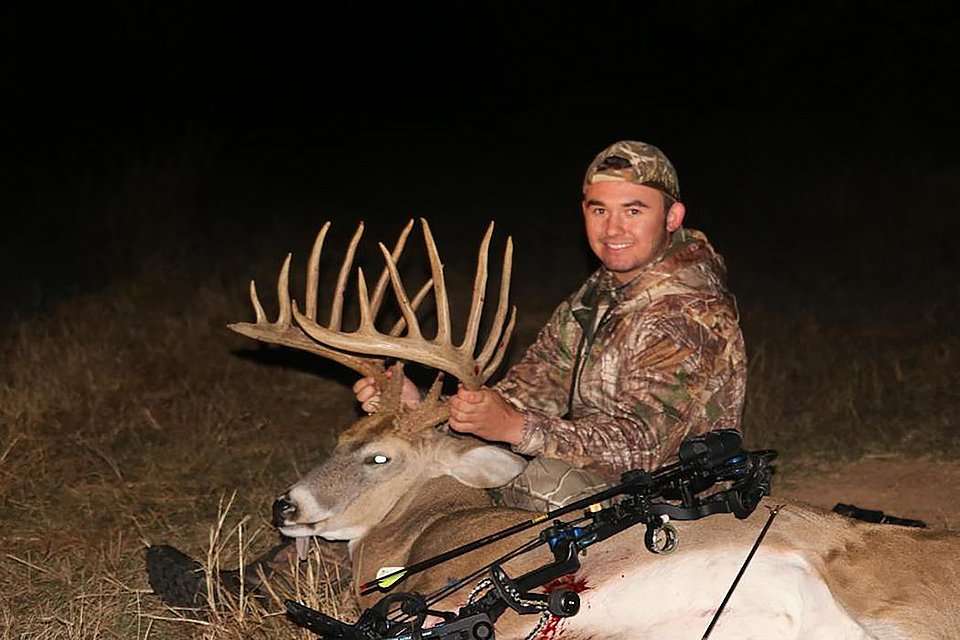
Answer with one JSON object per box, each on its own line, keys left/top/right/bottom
{"left": 778, "top": 457, "right": 960, "bottom": 531}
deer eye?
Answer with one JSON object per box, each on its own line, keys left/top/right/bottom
{"left": 364, "top": 454, "right": 391, "bottom": 465}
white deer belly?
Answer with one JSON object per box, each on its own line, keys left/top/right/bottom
{"left": 503, "top": 548, "right": 873, "bottom": 640}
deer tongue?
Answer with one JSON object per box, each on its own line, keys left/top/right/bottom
{"left": 295, "top": 536, "right": 310, "bottom": 561}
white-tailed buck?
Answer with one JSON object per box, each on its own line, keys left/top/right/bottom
{"left": 230, "top": 219, "right": 960, "bottom": 640}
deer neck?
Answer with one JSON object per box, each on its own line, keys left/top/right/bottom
{"left": 350, "top": 475, "right": 491, "bottom": 605}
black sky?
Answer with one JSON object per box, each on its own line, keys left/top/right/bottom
{"left": 7, "top": 2, "right": 958, "bottom": 136}
{"left": 3, "top": 1, "right": 959, "bottom": 318}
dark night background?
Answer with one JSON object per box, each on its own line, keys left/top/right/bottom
{"left": 5, "top": 1, "right": 959, "bottom": 320}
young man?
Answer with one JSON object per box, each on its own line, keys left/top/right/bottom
{"left": 356, "top": 140, "right": 747, "bottom": 510}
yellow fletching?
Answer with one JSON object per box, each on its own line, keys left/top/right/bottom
{"left": 377, "top": 570, "right": 407, "bottom": 589}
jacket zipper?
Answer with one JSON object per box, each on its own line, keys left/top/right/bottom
{"left": 566, "top": 302, "right": 616, "bottom": 418}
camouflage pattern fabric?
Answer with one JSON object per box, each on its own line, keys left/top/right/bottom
{"left": 493, "top": 228, "right": 747, "bottom": 484}
{"left": 582, "top": 140, "right": 680, "bottom": 200}
{"left": 490, "top": 457, "right": 611, "bottom": 512}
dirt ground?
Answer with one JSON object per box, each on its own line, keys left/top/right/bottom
{"left": 775, "top": 456, "right": 960, "bottom": 531}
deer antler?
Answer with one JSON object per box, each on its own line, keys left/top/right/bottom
{"left": 227, "top": 220, "right": 434, "bottom": 390}
{"left": 291, "top": 218, "right": 516, "bottom": 391}
{"left": 229, "top": 218, "right": 515, "bottom": 431}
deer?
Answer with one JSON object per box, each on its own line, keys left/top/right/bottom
{"left": 228, "top": 218, "right": 960, "bottom": 640}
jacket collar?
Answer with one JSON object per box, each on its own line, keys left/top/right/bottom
{"left": 571, "top": 228, "right": 725, "bottom": 321}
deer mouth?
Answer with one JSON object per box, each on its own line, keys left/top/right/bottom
{"left": 280, "top": 520, "right": 369, "bottom": 547}
{"left": 279, "top": 521, "right": 327, "bottom": 538}
{"left": 272, "top": 522, "right": 329, "bottom": 561}
{"left": 281, "top": 518, "right": 363, "bottom": 538}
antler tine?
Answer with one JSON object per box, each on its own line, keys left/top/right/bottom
{"left": 330, "top": 222, "right": 365, "bottom": 331}
{"left": 377, "top": 242, "right": 422, "bottom": 339}
{"left": 356, "top": 267, "right": 374, "bottom": 332}
{"left": 305, "top": 222, "right": 331, "bottom": 320}
{"left": 396, "top": 372, "right": 451, "bottom": 434}
{"left": 370, "top": 219, "right": 415, "bottom": 318}
{"left": 243, "top": 252, "right": 292, "bottom": 330}
{"left": 424, "top": 372, "right": 445, "bottom": 403}
{"left": 419, "top": 219, "right": 451, "bottom": 345}
{"left": 481, "top": 305, "right": 517, "bottom": 382}
{"left": 249, "top": 280, "right": 267, "bottom": 323}
{"left": 387, "top": 279, "right": 434, "bottom": 337}
{"left": 460, "top": 221, "right": 493, "bottom": 356}
{"left": 277, "top": 253, "right": 293, "bottom": 326}
{"left": 476, "top": 235, "right": 513, "bottom": 366}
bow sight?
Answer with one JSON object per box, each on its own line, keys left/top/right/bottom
{"left": 286, "top": 429, "right": 777, "bottom": 640}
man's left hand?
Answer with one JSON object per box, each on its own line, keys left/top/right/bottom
{"left": 448, "top": 386, "right": 526, "bottom": 445}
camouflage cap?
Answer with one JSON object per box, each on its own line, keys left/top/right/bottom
{"left": 583, "top": 140, "right": 680, "bottom": 201}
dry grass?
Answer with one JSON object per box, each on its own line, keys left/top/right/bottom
{"left": 0, "top": 263, "right": 359, "bottom": 638}
{"left": 741, "top": 306, "right": 960, "bottom": 457}
{"left": 132, "top": 492, "right": 358, "bottom": 640}
{"left": 1, "top": 483, "right": 355, "bottom": 640}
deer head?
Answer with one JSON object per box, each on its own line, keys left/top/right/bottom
{"left": 228, "top": 219, "right": 526, "bottom": 547}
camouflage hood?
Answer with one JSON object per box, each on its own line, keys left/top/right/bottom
{"left": 570, "top": 228, "right": 731, "bottom": 329}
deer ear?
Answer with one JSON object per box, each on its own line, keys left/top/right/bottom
{"left": 443, "top": 445, "right": 527, "bottom": 489}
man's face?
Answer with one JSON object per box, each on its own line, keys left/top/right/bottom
{"left": 581, "top": 181, "right": 686, "bottom": 284}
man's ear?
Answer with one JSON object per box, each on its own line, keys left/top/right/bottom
{"left": 439, "top": 444, "right": 527, "bottom": 489}
{"left": 666, "top": 201, "right": 686, "bottom": 232}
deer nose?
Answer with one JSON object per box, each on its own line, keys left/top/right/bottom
{"left": 272, "top": 496, "right": 297, "bottom": 527}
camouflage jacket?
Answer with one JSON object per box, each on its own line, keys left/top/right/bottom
{"left": 493, "top": 228, "right": 747, "bottom": 481}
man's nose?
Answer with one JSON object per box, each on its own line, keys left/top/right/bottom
{"left": 604, "top": 213, "right": 626, "bottom": 235}
{"left": 272, "top": 495, "right": 297, "bottom": 527}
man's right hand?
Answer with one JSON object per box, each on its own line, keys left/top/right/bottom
{"left": 352, "top": 369, "right": 422, "bottom": 414}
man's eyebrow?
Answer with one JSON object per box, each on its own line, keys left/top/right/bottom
{"left": 584, "top": 199, "right": 650, "bottom": 208}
